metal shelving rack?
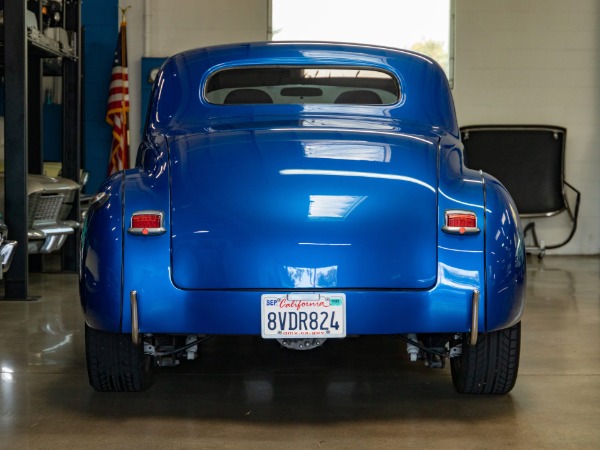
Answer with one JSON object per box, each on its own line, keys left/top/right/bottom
{"left": 2, "top": 0, "right": 82, "bottom": 299}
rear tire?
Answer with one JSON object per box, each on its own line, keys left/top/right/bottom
{"left": 451, "top": 321, "right": 521, "bottom": 394}
{"left": 85, "top": 324, "right": 153, "bottom": 392}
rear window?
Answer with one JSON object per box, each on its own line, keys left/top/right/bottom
{"left": 204, "top": 66, "right": 400, "bottom": 105}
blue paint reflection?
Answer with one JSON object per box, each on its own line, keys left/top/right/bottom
{"left": 285, "top": 265, "right": 338, "bottom": 288}
{"left": 439, "top": 188, "right": 486, "bottom": 211}
{"left": 302, "top": 142, "right": 391, "bottom": 162}
{"left": 308, "top": 195, "right": 367, "bottom": 219}
{"left": 298, "top": 242, "right": 351, "bottom": 247}
{"left": 280, "top": 169, "right": 435, "bottom": 193}
{"left": 438, "top": 262, "right": 480, "bottom": 290}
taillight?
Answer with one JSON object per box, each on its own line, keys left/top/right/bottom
{"left": 132, "top": 214, "right": 161, "bottom": 229}
{"left": 442, "top": 210, "right": 480, "bottom": 235}
{"left": 128, "top": 210, "right": 166, "bottom": 236}
{"left": 447, "top": 213, "right": 476, "bottom": 228}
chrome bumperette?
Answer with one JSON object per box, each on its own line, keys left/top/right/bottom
{"left": 25, "top": 175, "right": 79, "bottom": 254}
{"left": 0, "top": 219, "right": 17, "bottom": 275}
{"left": 0, "top": 172, "right": 81, "bottom": 254}
{"left": 0, "top": 240, "right": 17, "bottom": 274}
{"left": 27, "top": 221, "right": 79, "bottom": 254}
{"left": 27, "top": 220, "right": 79, "bottom": 254}
{"left": 470, "top": 289, "right": 480, "bottom": 346}
{"left": 131, "top": 290, "right": 140, "bottom": 345}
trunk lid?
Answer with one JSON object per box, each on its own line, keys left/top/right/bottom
{"left": 169, "top": 124, "right": 438, "bottom": 289}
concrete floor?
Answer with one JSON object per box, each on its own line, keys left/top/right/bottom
{"left": 0, "top": 256, "right": 599, "bottom": 449}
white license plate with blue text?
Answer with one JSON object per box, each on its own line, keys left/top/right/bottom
{"left": 261, "top": 293, "right": 346, "bottom": 339}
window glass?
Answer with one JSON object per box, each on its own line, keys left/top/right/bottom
{"left": 205, "top": 67, "right": 400, "bottom": 105}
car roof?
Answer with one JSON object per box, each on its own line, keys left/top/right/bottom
{"left": 145, "top": 41, "right": 458, "bottom": 137}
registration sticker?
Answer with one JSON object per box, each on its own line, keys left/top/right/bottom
{"left": 261, "top": 293, "right": 346, "bottom": 339}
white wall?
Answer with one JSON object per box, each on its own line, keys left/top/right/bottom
{"left": 453, "top": 0, "right": 600, "bottom": 254}
{"left": 120, "top": 0, "right": 599, "bottom": 255}
{"left": 120, "top": 0, "right": 269, "bottom": 164}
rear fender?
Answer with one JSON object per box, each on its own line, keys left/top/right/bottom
{"left": 437, "top": 141, "right": 486, "bottom": 332}
{"left": 80, "top": 173, "right": 124, "bottom": 332}
{"left": 121, "top": 137, "right": 172, "bottom": 334}
{"left": 483, "top": 174, "right": 526, "bottom": 331}
{"left": 80, "top": 135, "right": 171, "bottom": 333}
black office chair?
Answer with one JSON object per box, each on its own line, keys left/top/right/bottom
{"left": 460, "top": 125, "right": 581, "bottom": 257}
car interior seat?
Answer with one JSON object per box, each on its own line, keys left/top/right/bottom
{"left": 334, "top": 90, "right": 383, "bottom": 104}
{"left": 223, "top": 89, "right": 273, "bottom": 104}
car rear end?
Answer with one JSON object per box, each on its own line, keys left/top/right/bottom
{"left": 81, "top": 42, "right": 524, "bottom": 393}
{"left": 117, "top": 121, "right": 487, "bottom": 339}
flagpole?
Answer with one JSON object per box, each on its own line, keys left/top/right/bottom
{"left": 120, "top": 6, "right": 131, "bottom": 169}
{"left": 106, "top": 5, "right": 132, "bottom": 175}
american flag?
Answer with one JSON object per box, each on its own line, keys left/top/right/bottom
{"left": 106, "top": 16, "right": 130, "bottom": 175}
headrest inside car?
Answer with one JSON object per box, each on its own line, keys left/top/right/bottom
{"left": 223, "top": 89, "right": 273, "bottom": 104}
{"left": 335, "top": 90, "right": 383, "bottom": 105}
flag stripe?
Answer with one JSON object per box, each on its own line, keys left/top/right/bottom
{"left": 106, "top": 19, "right": 130, "bottom": 175}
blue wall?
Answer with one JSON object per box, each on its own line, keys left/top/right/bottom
{"left": 82, "top": 0, "right": 118, "bottom": 194}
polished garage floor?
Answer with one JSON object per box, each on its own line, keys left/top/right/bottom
{"left": 1, "top": 256, "right": 599, "bottom": 449}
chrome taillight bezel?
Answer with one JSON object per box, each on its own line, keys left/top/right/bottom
{"left": 127, "top": 210, "right": 166, "bottom": 236}
{"left": 441, "top": 209, "right": 480, "bottom": 235}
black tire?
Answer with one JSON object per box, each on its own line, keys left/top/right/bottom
{"left": 451, "top": 321, "right": 521, "bottom": 394}
{"left": 85, "top": 324, "right": 153, "bottom": 392}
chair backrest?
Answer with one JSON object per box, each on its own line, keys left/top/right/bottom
{"left": 223, "top": 89, "right": 273, "bottom": 104}
{"left": 460, "top": 125, "right": 567, "bottom": 216}
{"left": 334, "top": 90, "right": 383, "bottom": 104}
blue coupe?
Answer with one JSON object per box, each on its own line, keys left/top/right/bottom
{"left": 80, "top": 42, "right": 526, "bottom": 393}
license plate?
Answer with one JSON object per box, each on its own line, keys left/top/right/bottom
{"left": 261, "top": 293, "right": 346, "bottom": 339}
